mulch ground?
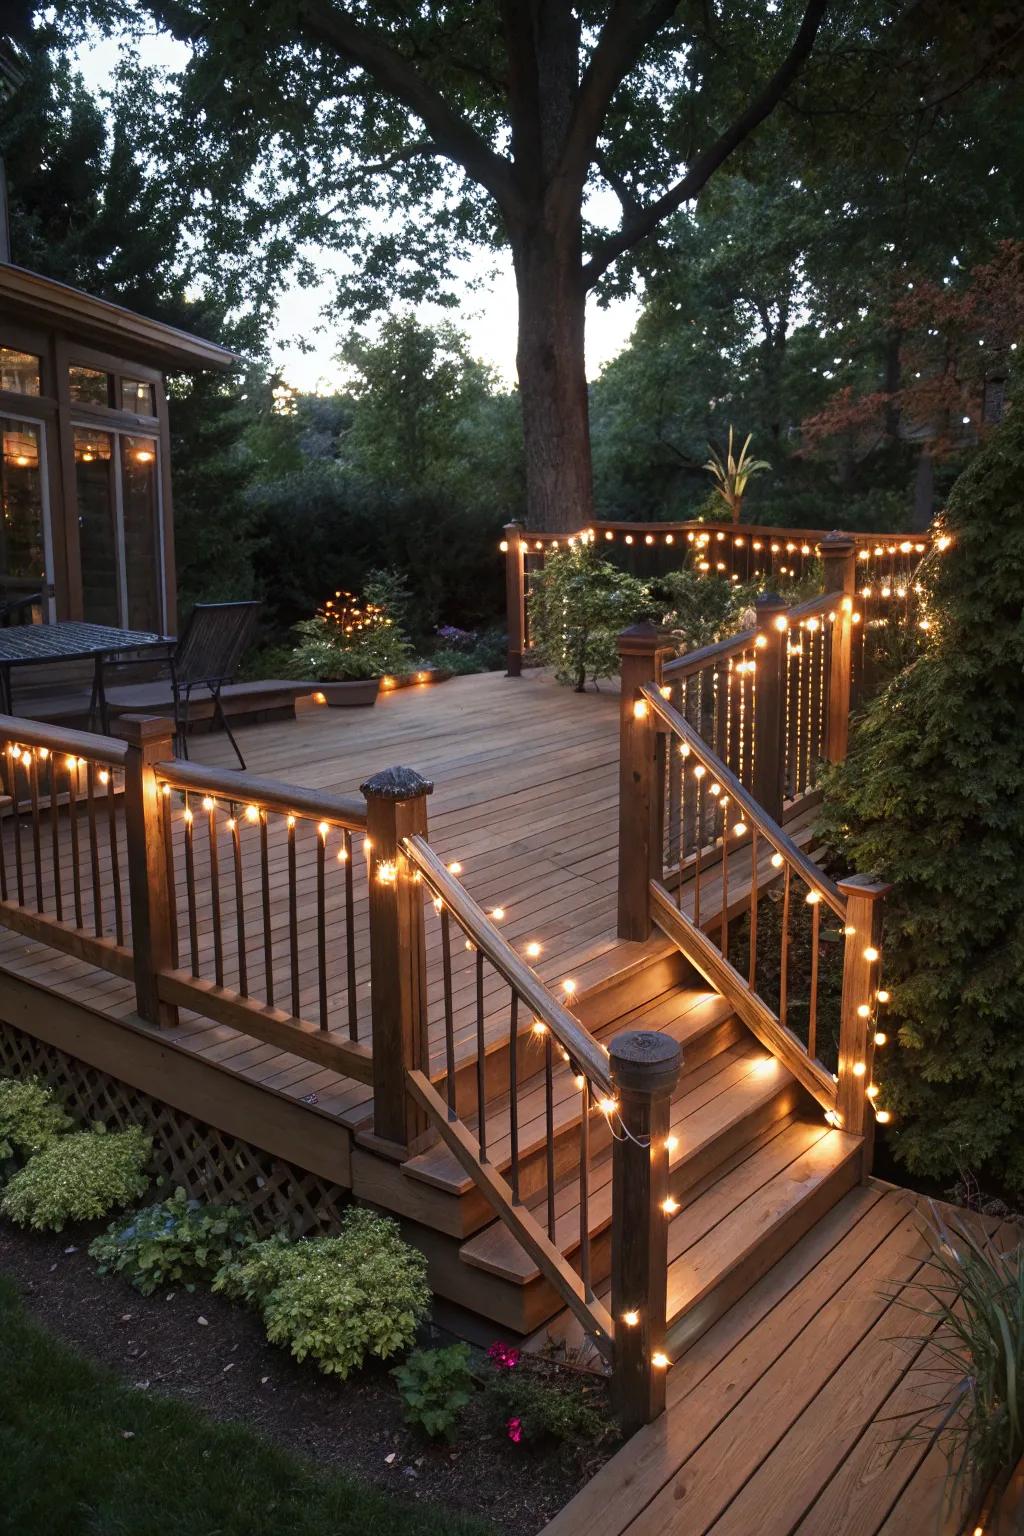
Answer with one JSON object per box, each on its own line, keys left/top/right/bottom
{"left": 0, "top": 1219, "right": 613, "bottom": 1536}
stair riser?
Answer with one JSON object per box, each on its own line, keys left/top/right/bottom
{"left": 665, "top": 1143, "right": 864, "bottom": 1358}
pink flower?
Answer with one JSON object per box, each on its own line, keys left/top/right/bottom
{"left": 488, "top": 1341, "right": 521, "bottom": 1370}
{"left": 506, "top": 1416, "right": 523, "bottom": 1444}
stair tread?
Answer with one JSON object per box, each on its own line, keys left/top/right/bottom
{"left": 405, "top": 987, "right": 742, "bottom": 1194}
{"left": 459, "top": 1059, "right": 801, "bottom": 1283}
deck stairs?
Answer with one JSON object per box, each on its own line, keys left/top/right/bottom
{"left": 392, "top": 934, "right": 862, "bottom": 1352}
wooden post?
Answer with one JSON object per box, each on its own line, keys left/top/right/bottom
{"left": 120, "top": 714, "right": 178, "bottom": 1028}
{"left": 609, "top": 1028, "right": 682, "bottom": 1436}
{"left": 361, "top": 765, "right": 433, "bottom": 1152}
{"left": 821, "top": 534, "right": 857, "bottom": 763}
{"left": 752, "top": 592, "right": 787, "bottom": 822}
{"left": 836, "top": 874, "right": 891, "bottom": 1166}
{"left": 503, "top": 522, "right": 526, "bottom": 678}
{"left": 617, "top": 623, "right": 667, "bottom": 942}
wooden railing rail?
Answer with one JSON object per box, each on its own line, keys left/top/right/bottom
{"left": 154, "top": 758, "right": 367, "bottom": 831}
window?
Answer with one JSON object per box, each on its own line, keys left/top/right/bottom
{"left": 0, "top": 348, "right": 41, "bottom": 396}
{"left": 121, "top": 437, "right": 162, "bottom": 632}
{"left": 121, "top": 379, "right": 155, "bottom": 415}
{"left": 73, "top": 428, "right": 119, "bottom": 627}
{"left": 68, "top": 365, "right": 112, "bottom": 407}
{"left": 1, "top": 418, "right": 49, "bottom": 607}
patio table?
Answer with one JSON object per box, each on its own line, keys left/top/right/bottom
{"left": 0, "top": 622, "right": 174, "bottom": 735}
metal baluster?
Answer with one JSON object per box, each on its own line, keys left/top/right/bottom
{"left": 104, "top": 769, "right": 124, "bottom": 945}
{"left": 544, "top": 1031, "right": 556, "bottom": 1241}
{"left": 694, "top": 768, "right": 704, "bottom": 927}
{"left": 748, "top": 827, "right": 759, "bottom": 990}
{"left": 86, "top": 761, "right": 103, "bottom": 937}
{"left": 28, "top": 750, "right": 42, "bottom": 912}
{"left": 207, "top": 798, "right": 224, "bottom": 988}
{"left": 720, "top": 794, "right": 730, "bottom": 958}
{"left": 343, "top": 830, "right": 357, "bottom": 1040}
{"left": 231, "top": 811, "right": 247, "bottom": 996}
{"left": 508, "top": 991, "right": 519, "bottom": 1199}
{"left": 184, "top": 800, "right": 199, "bottom": 975}
{"left": 68, "top": 757, "right": 82, "bottom": 928}
{"left": 47, "top": 752, "right": 58, "bottom": 918}
{"left": 162, "top": 787, "right": 178, "bottom": 970}
{"left": 808, "top": 896, "right": 821, "bottom": 1060}
{"left": 578, "top": 1074, "right": 591, "bottom": 1295}
{"left": 317, "top": 823, "right": 328, "bottom": 1030}
{"left": 475, "top": 947, "right": 487, "bottom": 1160}
{"left": 779, "top": 863, "right": 792, "bottom": 1028}
{"left": 260, "top": 810, "right": 274, "bottom": 1007}
{"left": 288, "top": 816, "right": 300, "bottom": 1018}
{"left": 11, "top": 750, "right": 24, "bottom": 906}
{"left": 441, "top": 904, "right": 456, "bottom": 1115}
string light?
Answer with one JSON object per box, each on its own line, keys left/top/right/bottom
{"left": 662, "top": 1196, "right": 680, "bottom": 1215}
{"left": 532, "top": 1020, "right": 548, "bottom": 1036}
{"left": 183, "top": 807, "right": 193, "bottom": 825}
{"left": 633, "top": 698, "right": 649, "bottom": 720}
{"left": 202, "top": 796, "right": 215, "bottom": 812}
{"left": 857, "top": 1003, "right": 871, "bottom": 1019}
{"left": 525, "top": 941, "right": 542, "bottom": 959}
{"left": 338, "top": 845, "right": 350, "bottom": 863}
{"left": 771, "top": 852, "right": 784, "bottom": 868}
{"left": 876, "top": 989, "right": 890, "bottom": 1004}
{"left": 490, "top": 907, "right": 505, "bottom": 921}
{"left": 598, "top": 1096, "right": 618, "bottom": 1115}
{"left": 376, "top": 859, "right": 398, "bottom": 885}
{"left": 805, "top": 890, "right": 821, "bottom": 905}
{"left": 665, "top": 1135, "right": 679, "bottom": 1154}
{"left": 874, "top": 1031, "right": 888, "bottom": 1047}
{"left": 448, "top": 860, "right": 462, "bottom": 875}
{"left": 875, "top": 1109, "right": 891, "bottom": 1124}
{"left": 562, "top": 979, "right": 576, "bottom": 998}
{"left": 863, "top": 946, "right": 879, "bottom": 962}
{"left": 98, "top": 769, "right": 110, "bottom": 785}
{"left": 852, "top": 1061, "right": 866, "bottom": 1077}
{"left": 867, "top": 1084, "right": 879, "bottom": 1099}
{"left": 623, "top": 1310, "right": 640, "bottom": 1327}
{"left": 287, "top": 814, "right": 296, "bottom": 829}
{"left": 651, "top": 1352, "right": 670, "bottom": 1369}
{"left": 245, "top": 804, "right": 259, "bottom": 822}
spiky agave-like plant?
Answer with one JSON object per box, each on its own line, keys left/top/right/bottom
{"left": 704, "top": 426, "right": 771, "bottom": 522}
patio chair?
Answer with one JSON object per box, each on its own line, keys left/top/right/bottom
{"left": 170, "top": 601, "right": 261, "bottom": 770}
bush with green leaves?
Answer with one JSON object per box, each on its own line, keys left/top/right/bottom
{"left": 0, "top": 1076, "right": 71, "bottom": 1168}
{"left": 528, "top": 541, "right": 654, "bottom": 692}
{"left": 214, "top": 1207, "right": 430, "bottom": 1377}
{"left": 894, "top": 1210, "right": 1024, "bottom": 1524}
{"left": 393, "top": 1342, "right": 475, "bottom": 1440}
{"left": 0, "top": 1126, "right": 151, "bottom": 1231}
{"left": 289, "top": 575, "right": 413, "bottom": 683}
{"left": 654, "top": 568, "right": 759, "bottom": 653}
{"left": 89, "top": 1187, "right": 256, "bottom": 1295}
{"left": 818, "top": 403, "right": 1024, "bottom": 1189}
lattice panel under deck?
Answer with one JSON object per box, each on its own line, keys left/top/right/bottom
{"left": 0, "top": 1021, "right": 348, "bottom": 1237}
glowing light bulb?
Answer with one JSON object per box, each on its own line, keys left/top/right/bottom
{"left": 245, "top": 804, "right": 259, "bottom": 822}
{"left": 525, "top": 942, "right": 541, "bottom": 959}
{"left": 770, "top": 852, "right": 784, "bottom": 868}
{"left": 202, "top": 796, "right": 215, "bottom": 812}
{"left": 857, "top": 1004, "right": 871, "bottom": 1019}
{"left": 867, "top": 1084, "right": 879, "bottom": 1099}
{"left": 662, "top": 1196, "right": 680, "bottom": 1215}
{"left": 432, "top": 895, "right": 443, "bottom": 912}
{"left": 448, "top": 861, "right": 462, "bottom": 876}
{"left": 805, "top": 891, "right": 821, "bottom": 905}
{"left": 98, "top": 769, "right": 110, "bottom": 785}
{"left": 874, "top": 1031, "right": 888, "bottom": 1047}
{"left": 562, "top": 979, "right": 576, "bottom": 997}
{"left": 863, "top": 946, "right": 879, "bottom": 963}
{"left": 876, "top": 1109, "right": 891, "bottom": 1124}
{"left": 876, "top": 989, "right": 890, "bottom": 1004}
{"left": 773, "top": 615, "right": 788, "bottom": 632}
{"left": 651, "top": 1352, "right": 670, "bottom": 1369}
{"left": 183, "top": 808, "right": 193, "bottom": 825}
{"left": 532, "top": 1021, "right": 548, "bottom": 1036}
{"left": 574, "top": 1075, "right": 585, "bottom": 1090}
{"left": 633, "top": 698, "right": 649, "bottom": 720}
{"left": 598, "top": 1096, "right": 618, "bottom": 1115}
{"left": 623, "top": 1310, "right": 640, "bottom": 1327}
{"left": 852, "top": 1061, "right": 866, "bottom": 1077}
{"left": 318, "top": 821, "right": 329, "bottom": 838}
{"left": 161, "top": 784, "right": 170, "bottom": 797}
{"left": 693, "top": 764, "right": 706, "bottom": 780}
{"left": 734, "top": 822, "right": 747, "bottom": 837}
{"left": 665, "top": 1135, "right": 679, "bottom": 1154}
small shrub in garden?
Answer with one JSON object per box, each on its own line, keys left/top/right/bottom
{"left": 482, "top": 1341, "right": 616, "bottom": 1453}
{"left": 89, "top": 1187, "right": 256, "bottom": 1295}
{"left": 529, "top": 541, "right": 654, "bottom": 692}
{"left": 655, "top": 568, "right": 759, "bottom": 653}
{"left": 0, "top": 1126, "right": 151, "bottom": 1231}
{"left": 0, "top": 1076, "right": 71, "bottom": 1167}
{"left": 393, "top": 1342, "right": 475, "bottom": 1440}
{"left": 214, "top": 1207, "right": 430, "bottom": 1377}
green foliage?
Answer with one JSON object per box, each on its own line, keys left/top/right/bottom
{"left": 893, "top": 1211, "right": 1024, "bottom": 1522}
{"left": 0, "top": 1275, "right": 491, "bottom": 1536}
{"left": 818, "top": 405, "right": 1024, "bottom": 1188}
{"left": 0, "top": 1127, "right": 151, "bottom": 1231}
{"left": 529, "top": 542, "right": 653, "bottom": 692}
{"left": 704, "top": 428, "right": 772, "bottom": 522}
{"left": 654, "top": 569, "right": 759, "bottom": 653}
{"left": 213, "top": 1208, "right": 431, "bottom": 1377}
{"left": 393, "top": 1343, "right": 475, "bottom": 1441}
{"left": 0, "top": 1076, "right": 71, "bottom": 1165}
{"left": 88, "top": 1188, "right": 256, "bottom": 1296}
{"left": 482, "top": 1354, "right": 615, "bottom": 1452}
{"left": 289, "top": 581, "right": 413, "bottom": 682}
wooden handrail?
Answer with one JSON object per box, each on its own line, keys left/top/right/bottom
{"left": 403, "top": 833, "right": 613, "bottom": 1094}
{"left": 639, "top": 682, "right": 847, "bottom": 920}
{"left": 661, "top": 623, "right": 756, "bottom": 680}
{"left": 786, "top": 589, "right": 844, "bottom": 623}
{"left": 0, "top": 713, "right": 129, "bottom": 766}
{"left": 155, "top": 758, "right": 367, "bottom": 830}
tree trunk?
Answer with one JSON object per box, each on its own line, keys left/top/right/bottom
{"left": 513, "top": 223, "right": 594, "bottom": 534}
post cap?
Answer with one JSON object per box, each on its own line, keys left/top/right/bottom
{"left": 360, "top": 765, "right": 434, "bottom": 801}
{"left": 820, "top": 532, "right": 856, "bottom": 554}
{"left": 117, "top": 713, "right": 176, "bottom": 745}
{"left": 837, "top": 871, "right": 893, "bottom": 900}
{"left": 609, "top": 1029, "right": 683, "bottom": 1095}
{"left": 618, "top": 621, "right": 668, "bottom": 657}
{"left": 755, "top": 591, "right": 787, "bottom": 614}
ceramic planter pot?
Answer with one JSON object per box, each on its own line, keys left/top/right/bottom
{"left": 316, "top": 678, "right": 381, "bottom": 708}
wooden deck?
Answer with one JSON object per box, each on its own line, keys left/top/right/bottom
{"left": 544, "top": 1182, "right": 1005, "bottom": 1536}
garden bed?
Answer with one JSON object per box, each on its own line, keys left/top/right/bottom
{"left": 0, "top": 1218, "right": 614, "bottom": 1536}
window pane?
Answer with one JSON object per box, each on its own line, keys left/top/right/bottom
{"left": 1, "top": 419, "right": 47, "bottom": 611}
{"left": 122, "top": 436, "right": 162, "bottom": 632}
{"left": 69, "top": 365, "right": 111, "bottom": 407}
{"left": 1, "top": 348, "right": 41, "bottom": 396}
{"left": 74, "top": 428, "right": 119, "bottom": 627}
{"left": 122, "top": 378, "right": 155, "bottom": 415}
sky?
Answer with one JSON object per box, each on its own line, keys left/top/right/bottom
{"left": 73, "top": 29, "right": 642, "bottom": 395}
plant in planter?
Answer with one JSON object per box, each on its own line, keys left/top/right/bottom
{"left": 290, "top": 577, "right": 413, "bottom": 706}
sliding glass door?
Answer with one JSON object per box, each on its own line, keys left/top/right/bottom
{"left": 0, "top": 414, "right": 55, "bottom": 622}
{"left": 73, "top": 426, "right": 164, "bottom": 632}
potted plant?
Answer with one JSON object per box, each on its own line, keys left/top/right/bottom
{"left": 289, "top": 582, "right": 413, "bottom": 706}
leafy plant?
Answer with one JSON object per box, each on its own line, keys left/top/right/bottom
{"left": 393, "top": 1343, "right": 475, "bottom": 1440}
{"left": 0, "top": 1127, "right": 151, "bottom": 1232}
{"left": 480, "top": 1344, "right": 616, "bottom": 1452}
{"left": 891, "top": 1210, "right": 1024, "bottom": 1526}
{"left": 818, "top": 403, "right": 1024, "bottom": 1189}
{"left": 213, "top": 1207, "right": 430, "bottom": 1377}
{"left": 89, "top": 1188, "right": 257, "bottom": 1295}
{"left": 655, "top": 568, "right": 759, "bottom": 653}
{"left": 289, "top": 583, "right": 413, "bottom": 682}
{"left": 704, "top": 427, "right": 771, "bottom": 522}
{"left": 0, "top": 1076, "right": 71, "bottom": 1167}
{"left": 528, "top": 541, "right": 653, "bottom": 692}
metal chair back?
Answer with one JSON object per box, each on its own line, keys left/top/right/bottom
{"left": 173, "top": 601, "right": 259, "bottom": 688}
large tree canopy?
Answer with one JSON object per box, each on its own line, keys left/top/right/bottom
{"left": 38, "top": 0, "right": 1021, "bottom": 530}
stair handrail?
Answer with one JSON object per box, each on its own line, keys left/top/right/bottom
{"left": 660, "top": 622, "right": 757, "bottom": 681}
{"left": 402, "top": 833, "right": 613, "bottom": 1094}
{"left": 639, "top": 682, "right": 847, "bottom": 920}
